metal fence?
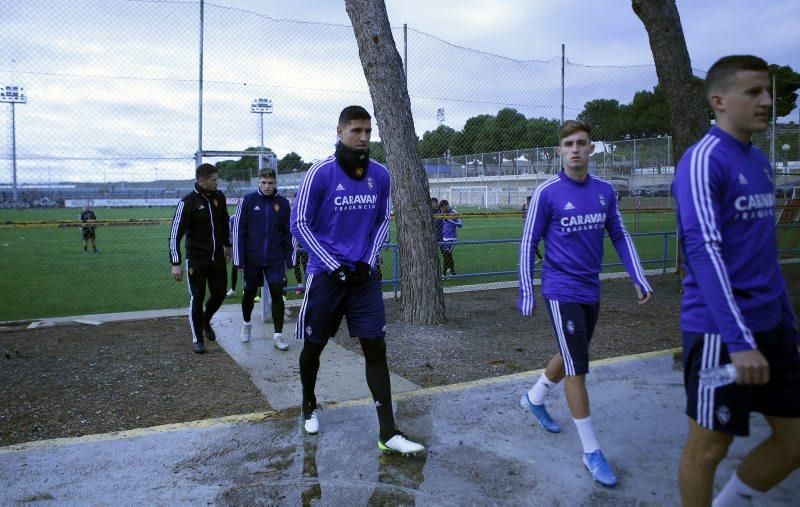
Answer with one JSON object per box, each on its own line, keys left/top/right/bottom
{"left": 1, "top": 0, "right": 799, "bottom": 320}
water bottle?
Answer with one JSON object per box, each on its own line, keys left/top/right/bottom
{"left": 699, "top": 363, "right": 738, "bottom": 389}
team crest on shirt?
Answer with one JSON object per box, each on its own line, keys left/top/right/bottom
{"left": 366, "top": 176, "right": 374, "bottom": 190}
{"left": 716, "top": 405, "right": 731, "bottom": 426}
{"left": 305, "top": 325, "right": 313, "bottom": 336}
{"left": 274, "top": 203, "right": 280, "bottom": 212}
{"left": 566, "top": 320, "right": 575, "bottom": 334}
{"left": 598, "top": 194, "right": 607, "bottom": 209}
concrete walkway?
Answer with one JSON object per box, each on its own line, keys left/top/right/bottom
{"left": 2, "top": 352, "right": 798, "bottom": 504}
{"left": 25, "top": 299, "right": 420, "bottom": 412}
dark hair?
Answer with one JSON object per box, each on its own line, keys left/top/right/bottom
{"left": 559, "top": 119, "right": 592, "bottom": 140}
{"left": 195, "top": 163, "right": 218, "bottom": 180}
{"left": 338, "top": 105, "right": 371, "bottom": 126}
{"left": 259, "top": 169, "right": 276, "bottom": 180}
{"left": 704, "top": 55, "right": 769, "bottom": 98}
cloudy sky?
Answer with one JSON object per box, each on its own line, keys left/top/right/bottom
{"left": 1, "top": 0, "right": 798, "bottom": 184}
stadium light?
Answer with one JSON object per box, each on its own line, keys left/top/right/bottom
{"left": 782, "top": 143, "right": 790, "bottom": 173}
{"left": 1, "top": 85, "right": 27, "bottom": 204}
{"left": 250, "top": 98, "right": 273, "bottom": 173}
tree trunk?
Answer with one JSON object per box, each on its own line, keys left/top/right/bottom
{"left": 632, "top": 0, "right": 708, "bottom": 163}
{"left": 345, "top": 0, "right": 445, "bottom": 324}
{"left": 632, "top": 0, "right": 708, "bottom": 281}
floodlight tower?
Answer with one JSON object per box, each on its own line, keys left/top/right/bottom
{"left": 250, "top": 98, "right": 273, "bottom": 172}
{"left": 1, "top": 85, "right": 27, "bottom": 204}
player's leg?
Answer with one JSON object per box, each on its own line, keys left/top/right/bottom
{"left": 521, "top": 352, "right": 564, "bottom": 433}
{"left": 266, "top": 267, "right": 288, "bottom": 350}
{"left": 712, "top": 416, "right": 800, "bottom": 506}
{"left": 90, "top": 231, "right": 97, "bottom": 253}
{"left": 227, "top": 265, "right": 237, "bottom": 297}
{"left": 82, "top": 229, "right": 89, "bottom": 252}
{"left": 186, "top": 260, "right": 208, "bottom": 353}
{"left": 296, "top": 272, "right": 343, "bottom": 434}
{"left": 715, "top": 326, "right": 800, "bottom": 503}
{"left": 347, "top": 276, "right": 424, "bottom": 454}
{"left": 239, "top": 266, "right": 261, "bottom": 343}
{"left": 202, "top": 261, "right": 227, "bottom": 342}
{"left": 680, "top": 332, "right": 751, "bottom": 505}
{"left": 552, "top": 300, "right": 615, "bottom": 486}
{"left": 679, "top": 419, "right": 734, "bottom": 506}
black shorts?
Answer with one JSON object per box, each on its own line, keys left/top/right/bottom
{"left": 545, "top": 299, "right": 600, "bottom": 376}
{"left": 683, "top": 326, "right": 800, "bottom": 436}
{"left": 82, "top": 227, "right": 95, "bottom": 240}
{"left": 242, "top": 265, "right": 286, "bottom": 289}
{"left": 295, "top": 271, "right": 385, "bottom": 343}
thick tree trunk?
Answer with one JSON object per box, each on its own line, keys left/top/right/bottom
{"left": 633, "top": 0, "right": 709, "bottom": 281}
{"left": 345, "top": 0, "right": 445, "bottom": 324}
{"left": 632, "top": 0, "right": 708, "bottom": 164}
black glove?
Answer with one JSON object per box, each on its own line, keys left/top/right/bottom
{"left": 350, "top": 261, "right": 372, "bottom": 284}
{"left": 332, "top": 265, "right": 351, "bottom": 286}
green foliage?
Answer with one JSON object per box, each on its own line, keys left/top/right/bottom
{"left": 769, "top": 64, "right": 800, "bottom": 118}
{"left": 419, "top": 125, "right": 457, "bottom": 158}
{"left": 368, "top": 141, "right": 386, "bottom": 163}
{"left": 420, "top": 109, "right": 559, "bottom": 159}
{"left": 578, "top": 79, "right": 710, "bottom": 142}
{"left": 214, "top": 146, "right": 266, "bottom": 182}
{"left": 278, "top": 151, "right": 312, "bottom": 173}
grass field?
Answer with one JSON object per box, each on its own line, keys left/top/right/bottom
{"left": 0, "top": 206, "right": 689, "bottom": 321}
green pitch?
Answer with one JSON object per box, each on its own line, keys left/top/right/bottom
{"left": 0, "top": 207, "right": 679, "bottom": 321}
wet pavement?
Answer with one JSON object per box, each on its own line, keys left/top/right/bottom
{"left": 2, "top": 351, "right": 798, "bottom": 505}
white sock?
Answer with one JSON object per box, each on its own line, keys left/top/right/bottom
{"left": 273, "top": 332, "right": 282, "bottom": 340}
{"left": 527, "top": 374, "right": 558, "bottom": 405}
{"left": 712, "top": 471, "right": 763, "bottom": 507}
{"left": 573, "top": 416, "right": 600, "bottom": 454}
{"left": 243, "top": 321, "right": 251, "bottom": 327}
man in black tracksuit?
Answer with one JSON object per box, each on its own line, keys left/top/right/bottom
{"left": 169, "top": 163, "right": 232, "bottom": 353}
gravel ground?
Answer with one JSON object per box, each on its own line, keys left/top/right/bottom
{"left": 1, "top": 265, "right": 797, "bottom": 447}
{"left": 0, "top": 318, "right": 269, "bottom": 447}
{"left": 336, "top": 265, "right": 800, "bottom": 387}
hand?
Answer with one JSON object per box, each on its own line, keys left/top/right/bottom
{"left": 171, "top": 265, "right": 183, "bottom": 282}
{"left": 729, "top": 349, "right": 770, "bottom": 385}
{"left": 332, "top": 265, "right": 351, "bottom": 286}
{"left": 224, "top": 246, "right": 232, "bottom": 263}
{"left": 350, "top": 261, "right": 372, "bottom": 284}
{"left": 635, "top": 285, "right": 652, "bottom": 304}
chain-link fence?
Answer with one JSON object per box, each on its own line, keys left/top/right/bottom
{"left": 1, "top": 0, "right": 799, "bottom": 320}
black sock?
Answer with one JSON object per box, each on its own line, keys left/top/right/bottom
{"left": 299, "top": 341, "right": 326, "bottom": 418}
{"left": 359, "top": 337, "right": 396, "bottom": 440}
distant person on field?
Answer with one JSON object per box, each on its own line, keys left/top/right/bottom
{"left": 521, "top": 195, "right": 531, "bottom": 219}
{"left": 233, "top": 169, "right": 293, "bottom": 350}
{"left": 673, "top": 55, "right": 800, "bottom": 506}
{"left": 517, "top": 119, "right": 652, "bottom": 488}
{"left": 290, "top": 105, "right": 424, "bottom": 455}
{"left": 80, "top": 205, "right": 98, "bottom": 254}
{"left": 168, "top": 163, "right": 232, "bottom": 354}
{"left": 437, "top": 199, "right": 462, "bottom": 276}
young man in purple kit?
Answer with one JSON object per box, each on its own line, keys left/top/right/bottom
{"left": 674, "top": 55, "right": 800, "bottom": 507}
{"left": 518, "top": 119, "right": 653, "bottom": 487}
{"left": 290, "top": 105, "right": 424, "bottom": 455}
